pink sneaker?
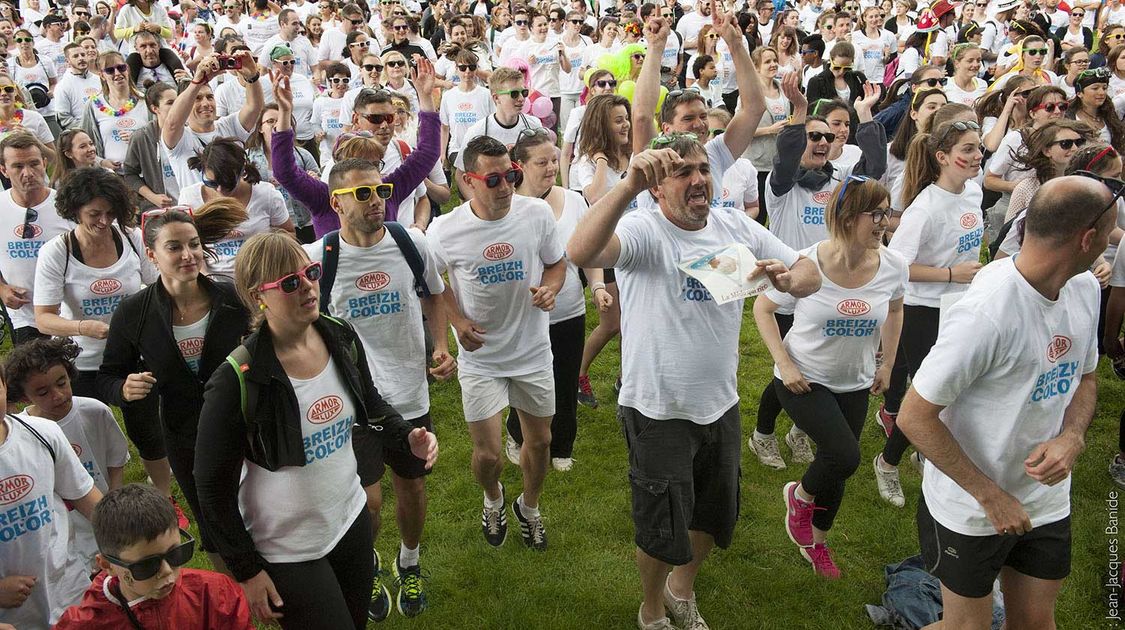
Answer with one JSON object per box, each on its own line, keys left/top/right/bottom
{"left": 783, "top": 482, "right": 815, "bottom": 548}
{"left": 801, "top": 542, "right": 841, "bottom": 579}
{"left": 876, "top": 404, "right": 897, "bottom": 438}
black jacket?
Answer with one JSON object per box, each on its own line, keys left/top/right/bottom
{"left": 96, "top": 275, "right": 250, "bottom": 443}
{"left": 805, "top": 66, "right": 869, "bottom": 141}
{"left": 193, "top": 315, "right": 413, "bottom": 582}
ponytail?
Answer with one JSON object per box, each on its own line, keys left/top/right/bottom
{"left": 899, "top": 132, "right": 940, "bottom": 209}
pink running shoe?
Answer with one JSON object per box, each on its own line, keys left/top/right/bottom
{"left": 876, "top": 404, "right": 897, "bottom": 438}
{"left": 801, "top": 542, "right": 841, "bottom": 580}
{"left": 170, "top": 496, "right": 190, "bottom": 530}
{"left": 783, "top": 482, "right": 815, "bottom": 548}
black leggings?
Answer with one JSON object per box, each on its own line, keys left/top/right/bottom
{"left": 881, "top": 304, "right": 941, "bottom": 466}
{"left": 755, "top": 170, "right": 770, "bottom": 226}
{"left": 774, "top": 379, "right": 869, "bottom": 531}
{"left": 755, "top": 313, "right": 794, "bottom": 435}
{"left": 264, "top": 508, "right": 374, "bottom": 630}
{"left": 73, "top": 370, "right": 166, "bottom": 461}
{"left": 509, "top": 313, "right": 585, "bottom": 458}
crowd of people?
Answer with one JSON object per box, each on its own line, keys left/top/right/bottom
{"left": 0, "top": 0, "right": 1121, "bottom": 627}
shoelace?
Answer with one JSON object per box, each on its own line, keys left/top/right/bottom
{"left": 759, "top": 437, "right": 783, "bottom": 461}
{"left": 372, "top": 568, "right": 390, "bottom": 596}
{"left": 681, "top": 597, "right": 705, "bottom": 630}
{"left": 528, "top": 515, "right": 546, "bottom": 545}
{"left": 485, "top": 507, "right": 503, "bottom": 535}
{"left": 395, "top": 567, "right": 430, "bottom": 599}
{"left": 809, "top": 545, "right": 837, "bottom": 574}
{"left": 883, "top": 472, "right": 903, "bottom": 497}
{"left": 792, "top": 436, "right": 814, "bottom": 459}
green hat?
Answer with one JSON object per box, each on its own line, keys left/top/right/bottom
{"left": 269, "top": 44, "right": 294, "bottom": 61}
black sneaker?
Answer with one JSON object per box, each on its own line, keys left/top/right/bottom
{"left": 482, "top": 495, "right": 508, "bottom": 547}
{"left": 512, "top": 497, "right": 548, "bottom": 552}
{"left": 392, "top": 554, "right": 429, "bottom": 617}
{"left": 368, "top": 550, "right": 392, "bottom": 622}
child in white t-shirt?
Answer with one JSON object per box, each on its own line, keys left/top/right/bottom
{"left": 5, "top": 338, "right": 129, "bottom": 567}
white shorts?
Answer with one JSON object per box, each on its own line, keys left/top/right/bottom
{"left": 457, "top": 369, "right": 556, "bottom": 422}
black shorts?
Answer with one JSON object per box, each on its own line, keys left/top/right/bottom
{"left": 917, "top": 495, "right": 1071, "bottom": 598}
{"left": 620, "top": 405, "right": 741, "bottom": 566}
{"left": 603, "top": 268, "right": 616, "bottom": 284}
{"left": 354, "top": 412, "right": 434, "bottom": 486}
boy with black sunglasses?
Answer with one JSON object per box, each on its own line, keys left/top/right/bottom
{"left": 55, "top": 484, "right": 252, "bottom": 629}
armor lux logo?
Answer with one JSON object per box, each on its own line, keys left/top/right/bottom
{"left": 1047, "top": 335, "right": 1072, "bottom": 363}
{"left": 14, "top": 224, "right": 41, "bottom": 239}
{"left": 960, "top": 213, "right": 978, "bottom": 229}
{"left": 178, "top": 337, "right": 204, "bottom": 355}
{"left": 71, "top": 444, "right": 82, "bottom": 457}
{"left": 837, "top": 299, "right": 871, "bottom": 316}
{"left": 812, "top": 191, "right": 832, "bottom": 204}
{"left": 0, "top": 475, "right": 34, "bottom": 505}
{"left": 90, "top": 278, "right": 121, "bottom": 295}
{"left": 308, "top": 395, "right": 343, "bottom": 424}
{"left": 483, "top": 242, "right": 514, "bottom": 261}
{"left": 355, "top": 271, "right": 390, "bottom": 291}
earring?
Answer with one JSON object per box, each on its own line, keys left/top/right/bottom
{"left": 259, "top": 302, "right": 267, "bottom": 311}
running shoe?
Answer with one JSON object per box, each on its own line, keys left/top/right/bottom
{"left": 1111, "top": 455, "right": 1125, "bottom": 489}
{"left": 749, "top": 432, "right": 787, "bottom": 470}
{"left": 505, "top": 434, "right": 521, "bottom": 466}
{"left": 368, "top": 550, "right": 392, "bottom": 622}
{"left": 875, "top": 404, "right": 897, "bottom": 438}
{"left": 614, "top": 375, "right": 622, "bottom": 395}
{"left": 785, "top": 430, "right": 815, "bottom": 464}
{"left": 512, "top": 496, "right": 548, "bottom": 551}
{"left": 801, "top": 542, "right": 841, "bottom": 580}
{"left": 873, "top": 455, "right": 905, "bottom": 508}
{"left": 637, "top": 604, "right": 676, "bottom": 630}
{"left": 783, "top": 481, "right": 815, "bottom": 548}
{"left": 482, "top": 494, "right": 508, "bottom": 548}
{"left": 909, "top": 451, "right": 926, "bottom": 475}
{"left": 551, "top": 457, "right": 574, "bottom": 472}
{"left": 663, "top": 580, "right": 710, "bottom": 630}
{"left": 392, "top": 553, "right": 429, "bottom": 618}
{"left": 169, "top": 496, "right": 190, "bottom": 530}
{"left": 577, "top": 375, "right": 599, "bottom": 408}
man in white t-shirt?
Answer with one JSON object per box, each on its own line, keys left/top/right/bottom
{"left": 428, "top": 136, "right": 566, "bottom": 553}
{"left": 676, "top": 0, "right": 709, "bottom": 51}
{"left": 257, "top": 9, "right": 317, "bottom": 77}
{"left": 568, "top": 136, "right": 820, "bottom": 630}
{"left": 454, "top": 67, "right": 543, "bottom": 196}
{"left": 316, "top": 3, "right": 363, "bottom": 67}
{"left": 54, "top": 43, "right": 101, "bottom": 130}
{"left": 35, "top": 13, "right": 67, "bottom": 75}
{"left": 439, "top": 50, "right": 494, "bottom": 173}
{"left": 898, "top": 175, "right": 1117, "bottom": 630}
{"left": 0, "top": 133, "right": 71, "bottom": 345}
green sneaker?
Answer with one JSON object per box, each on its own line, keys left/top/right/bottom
{"left": 368, "top": 550, "right": 392, "bottom": 622}
{"left": 393, "top": 553, "right": 429, "bottom": 617}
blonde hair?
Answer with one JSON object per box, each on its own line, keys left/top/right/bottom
{"left": 333, "top": 135, "right": 386, "bottom": 162}
{"left": 233, "top": 232, "right": 310, "bottom": 329}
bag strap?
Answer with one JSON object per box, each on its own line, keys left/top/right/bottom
{"left": 396, "top": 139, "right": 411, "bottom": 158}
{"left": 319, "top": 230, "right": 341, "bottom": 313}
{"left": 385, "top": 222, "right": 431, "bottom": 297}
{"left": 9, "top": 414, "right": 55, "bottom": 462}
{"left": 224, "top": 345, "right": 254, "bottom": 424}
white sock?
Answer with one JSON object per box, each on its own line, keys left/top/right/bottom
{"left": 398, "top": 542, "right": 419, "bottom": 568}
{"left": 484, "top": 483, "right": 504, "bottom": 509}
{"left": 517, "top": 494, "right": 539, "bottom": 518}
{"left": 795, "top": 484, "right": 815, "bottom": 504}
{"left": 753, "top": 430, "right": 773, "bottom": 441}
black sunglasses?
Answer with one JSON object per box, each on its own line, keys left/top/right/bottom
{"left": 458, "top": 64, "right": 477, "bottom": 71}
{"left": 102, "top": 530, "right": 196, "bottom": 581}
{"left": 1077, "top": 170, "right": 1125, "bottom": 229}
{"left": 594, "top": 79, "right": 617, "bottom": 88}
{"left": 386, "top": 59, "right": 407, "bottom": 67}
{"left": 19, "top": 207, "right": 38, "bottom": 239}
{"left": 363, "top": 63, "right": 384, "bottom": 72}
{"left": 515, "top": 19, "right": 528, "bottom": 25}
{"left": 1049, "top": 137, "right": 1086, "bottom": 150}
{"left": 350, "top": 18, "right": 365, "bottom": 25}
{"left": 918, "top": 77, "right": 948, "bottom": 88}
{"left": 807, "top": 131, "right": 836, "bottom": 143}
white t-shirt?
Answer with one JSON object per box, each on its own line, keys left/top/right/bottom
{"left": 0, "top": 109, "right": 54, "bottom": 145}
{"left": 500, "top": 37, "right": 564, "bottom": 95}
{"left": 454, "top": 113, "right": 543, "bottom": 171}
{"left": 850, "top": 29, "right": 896, "bottom": 83}
{"left": 173, "top": 312, "right": 210, "bottom": 374}
{"left": 913, "top": 258, "right": 1099, "bottom": 536}
{"left": 162, "top": 113, "right": 253, "bottom": 191}
{"left": 53, "top": 72, "right": 101, "bottom": 124}
{"left": 238, "top": 360, "right": 367, "bottom": 562}
{"left": 312, "top": 95, "right": 347, "bottom": 158}
{"left": 304, "top": 228, "right": 446, "bottom": 420}
{"left": 718, "top": 158, "right": 759, "bottom": 212}
{"left": 0, "top": 415, "right": 94, "bottom": 628}
{"left": 34, "top": 36, "right": 66, "bottom": 76}
{"left": 538, "top": 189, "right": 588, "bottom": 324}
{"left": 944, "top": 77, "right": 988, "bottom": 107}
{"left": 439, "top": 85, "right": 494, "bottom": 155}
{"left": 214, "top": 75, "right": 275, "bottom": 119}
{"left": 765, "top": 162, "right": 863, "bottom": 251}
{"left": 676, "top": 11, "right": 708, "bottom": 46}
{"left": 428, "top": 197, "right": 565, "bottom": 377}
{"left": 0, "top": 189, "right": 72, "bottom": 329}
{"left": 887, "top": 181, "right": 984, "bottom": 308}
{"left": 177, "top": 182, "right": 290, "bottom": 277}
{"left": 614, "top": 206, "right": 800, "bottom": 423}
{"left": 88, "top": 96, "right": 150, "bottom": 164}
{"left": 986, "top": 129, "right": 1033, "bottom": 184}
{"left": 239, "top": 12, "right": 281, "bottom": 55}
{"left": 767, "top": 243, "right": 908, "bottom": 392}
{"left": 257, "top": 35, "right": 318, "bottom": 76}
{"left": 562, "top": 103, "right": 586, "bottom": 144}
{"left": 317, "top": 26, "right": 347, "bottom": 62}
{"left": 33, "top": 228, "right": 155, "bottom": 371}
{"left": 559, "top": 36, "right": 593, "bottom": 95}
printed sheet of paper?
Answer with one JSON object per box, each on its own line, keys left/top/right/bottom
{"left": 677, "top": 243, "right": 770, "bottom": 305}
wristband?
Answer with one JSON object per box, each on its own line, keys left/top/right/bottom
{"left": 591, "top": 282, "right": 606, "bottom": 292}
{"left": 77, "top": 320, "right": 85, "bottom": 336}
{"left": 190, "top": 77, "right": 207, "bottom": 85}
{"left": 948, "top": 267, "right": 953, "bottom": 283}
{"left": 594, "top": 156, "right": 609, "bottom": 164}
{"left": 246, "top": 74, "right": 261, "bottom": 83}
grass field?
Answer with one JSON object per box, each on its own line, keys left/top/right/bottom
{"left": 109, "top": 297, "right": 1119, "bottom": 629}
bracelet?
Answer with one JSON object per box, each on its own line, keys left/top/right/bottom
{"left": 246, "top": 74, "right": 261, "bottom": 83}
{"left": 77, "top": 320, "right": 85, "bottom": 336}
{"left": 594, "top": 156, "right": 609, "bottom": 164}
{"left": 190, "top": 77, "right": 206, "bottom": 84}
{"left": 948, "top": 267, "right": 953, "bottom": 283}
{"left": 592, "top": 282, "right": 606, "bottom": 292}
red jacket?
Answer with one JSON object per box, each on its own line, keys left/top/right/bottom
{"left": 53, "top": 569, "right": 252, "bottom": 630}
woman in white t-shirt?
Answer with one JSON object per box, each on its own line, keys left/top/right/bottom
{"left": 985, "top": 85, "right": 1070, "bottom": 222}
{"left": 313, "top": 61, "right": 352, "bottom": 160}
{"left": 7, "top": 28, "right": 56, "bottom": 93}
{"left": 505, "top": 130, "right": 608, "bottom": 472}
{"left": 990, "top": 35, "right": 1059, "bottom": 89}
{"left": 746, "top": 46, "right": 789, "bottom": 226}
{"left": 770, "top": 26, "right": 803, "bottom": 77}
{"left": 884, "top": 87, "right": 947, "bottom": 211}
{"left": 81, "top": 51, "right": 150, "bottom": 172}
{"left": 755, "top": 176, "right": 906, "bottom": 579}
{"left": 502, "top": 12, "right": 570, "bottom": 129}
{"left": 874, "top": 118, "right": 985, "bottom": 506}
{"left": 179, "top": 138, "right": 296, "bottom": 277}
{"left": 560, "top": 69, "right": 618, "bottom": 189}
{"left": 944, "top": 44, "right": 987, "bottom": 106}
{"left": 0, "top": 73, "right": 55, "bottom": 157}
{"left": 194, "top": 232, "right": 436, "bottom": 629}
{"left": 343, "top": 30, "right": 372, "bottom": 87}
{"left": 578, "top": 17, "right": 620, "bottom": 78}
{"left": 1054, "top": 46, "right": 1091, "bottom": 98}
{"left": 557, "top": 13, "right": 591, "bottom": 135}
{"left": 381, "top": 50, "right": 420, "bottom": 114}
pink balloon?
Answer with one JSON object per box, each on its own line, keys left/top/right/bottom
{"left": 541, "top": 112, "right": 557, "bottom": 128}
{"left": 521, "top": 98, "right": 533, "bottom": 114}
{"left": 531, "top": 97, "right": 553, "bottom": 118}
{"left": 545, "top": 129, "right": 558, "bottom": 144}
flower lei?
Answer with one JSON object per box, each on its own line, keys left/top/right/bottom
{"left": 0, "top": 109, "right": 24, "bottom": 133}
{"left": 93, "top": 95, "right": 138, "bottom": 117}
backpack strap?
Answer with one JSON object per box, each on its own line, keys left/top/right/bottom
{"left": 385, "top": 222, "right": 431, "bottom": 297}
{"left": 396, "top": 139, "right": 411, "bottom": 159}
{"left": 319, "top": 230, "right": 341, "bottom": 313}
{"left": 321, "top": 314, "right": 358, "bottom": 364}
{"left": 223, "top": 345, "right": 254, "bottom": 425}
{"left": 9, "top": 414, "right": 55, "bottom": 462}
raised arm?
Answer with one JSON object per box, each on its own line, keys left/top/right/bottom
{"left": 713, "top": 2, "right": 764, "bottom": 158}
{"left": 235, "top": 50, "right": 265, "bottom": 136}
{"left": 768, "top": 72, "right": 808, "bottom": 197}
{"left": 163, "top": 54, "right": 219, "bottom": 150}
{"left": 631, "top": 17, "right": 672, "bottom": 153}
{"left": 851, "top": 82, "right": 888, "bottom": 179}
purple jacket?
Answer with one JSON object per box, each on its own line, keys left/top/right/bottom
{"left": 271, "top": 111, "right": 440, "bottom": 237}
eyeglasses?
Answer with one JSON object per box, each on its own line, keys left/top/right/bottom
{"left": 500, "top": 88, "right": 530, "bottom": 98}
{"left": 807, "top": 131, "right": 836, "bottom": 143}
{"left": 1076, "top": 170, "right": 1125, "bottom": 229}
{"left": 661, "top": 12, "right": 673, "bottom": 18}
{"left": 1070, "top": 10, "right": 1083, "bottom": 16}
{"left": 350, "top": 18, "right": 365, "bottom": 25}
{"left": 1071, "top": 57, "right": 1091, "bottom": 65}
{"left": 632, "top": 53, "right": 645, "bottom": 61}
{"left": 465, "top": 165, "right": 522, "bottom": 188}
{"left": 917, "top": 77, "right": 947, "bottom": 88}
{"left": 259, "top": 261, "right": 324, "bottom": 293}
{"left": 74, "top": 11, "right": 89, "bottom": 18}
{"left": 18, "top": 207, "right": 38, "bottom": 239}
{"left": 1086, "top": 146, "right": 1120, "bottom": 171}
{"left": 360, "top": 112, "right": 395, "bottom": 125}
{"left": 332, "top": 183, "right": 394, "bottom": 201}
{"left": 0, "top": 85, "right": 15, "bottom": 95}
{"left": 457, "top": 64, "right": 477, "bottom": 71}
{"left": 349, "top": 40, "right": 371, "bottom": 48}
{"left": 569, "top": 19, "right": 583, "bottom": 24}
{"left": 140, "top": 206, "right": 195, "bottom": 233}
{"left": 386, "top": 59, "right": 406, "bottom": 67}
{"left": 830, "top": 63, "right": 850, "bottom": 71}
{"left": 799, "top": 48, "right": 817, "bottom": 54}
{"left": 102, "top": 530, "right": 196, "bottom": 581}
{"left": 363, "top": 63, "right": 384, "bottom": 72}
{"left": 516, "top": 127, "right": 552, "bottom": 144}
{"left": 710, "top": 128, "right": 723, "bottom": 137}
{"left": 705, "top": 33, "right": 718, "bottom": 39}
{"left": 1031, "top": 101, "right": 1069, "bottom": 113}
{"left": 1024, "top": 47, "right": 1048, "bottom": 56}
{"left": 1108, "top": 33, "right": 1125, "bottom": 41}
{"left": 593, "top": 79, "right": 617, "bottom": 88}
{"left": 1049, "top": 137, "right": 1086, "bottom": 150}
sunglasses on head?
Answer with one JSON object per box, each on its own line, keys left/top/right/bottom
{"left": 807, "top": 131, "right": 836, "bottom": 143}
{"left": 936, "top": 119, "right": 981, "bottom": 144}
{"left": 102, "top": 530, "right": 196, "bottom": 581}
{"left": 1076, "top": 170, "right": 1125, "bottom": 228}
{"left": 363, "top": 63, "right": 384, "bottom": 71}
{"left": 594, "top": 79, "right": 617, "bottom": 88}
{"left": 1078, "top": 66, "right": 1111, "bottom": 80}
{"left": 332, "top": 183, "right": 394, "bottom": 201}
{"left": 140, "top": 206, "right": 195, "bottom": 233}
{"left": 260, "top": 261, "right": 324, "bottom": 294}
{"left": 458, "top": 64, "right": 477, "bottom": 71}
{"left": 465, "top": 164, "right": 522, "bottom": 188}
{"left": 649, "top": 132, "right": 699, "bottom": 149}
{"left": 361, "top": 112, "right": 395, "bottom": 125}
{"left": 835, "top": 174, "right": 873, "bottom": 210}
{"left": 1049, "top": 137, "right": 1086, "bottom": 150}
{"left": 1032, "top": 101, "right": 1069, "bottom": 113}
{"left": 386, "top": 59, "right": 406, "bottom": 67}
{"left": 501, "top": 88, "right": 530, "bottom": 98}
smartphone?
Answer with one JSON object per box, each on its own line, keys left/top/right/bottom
{"left": 217, "top": 55, "right": 242, "bottom": 70}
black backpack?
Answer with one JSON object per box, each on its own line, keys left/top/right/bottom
{"left": 318, "top": 222, "right": 432, "bottom": 313}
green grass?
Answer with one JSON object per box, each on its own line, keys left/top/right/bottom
{"left": 111, "top": 299, "right": 1118, "bottom": 629}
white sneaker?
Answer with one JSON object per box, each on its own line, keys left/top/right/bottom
{"left": 873, "top": 455, "right": 905, "bottom": 508}
{"left": 785, "top": 430, "right": 815, "bottom": 464}
{"left": 909, "top": 451, "right": 925, "bottom": 475}
{"left": 505, "top": 435, "right": 521, "bottom": 466}
{"left": 663, "top": 580, "right": 710, "bottom": 630}
{"left": 636, "top": 604, "right": 675, "bottom": 630}
{"left": 749, "top": 433, "right": 787, "bottom": 470}
{"left": 551, "top": 457, "right": 573, "bottom": 472}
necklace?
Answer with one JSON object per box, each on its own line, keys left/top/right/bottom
{"left": 93, "top": 95, "right": 138, "bottom": 117}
